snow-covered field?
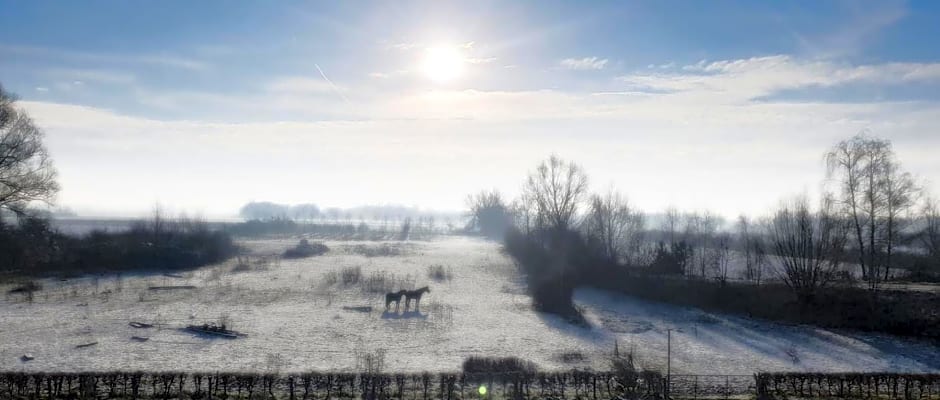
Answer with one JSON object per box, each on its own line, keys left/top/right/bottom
{"left": 1, "top": 236, "right": 938, "bottom": 374}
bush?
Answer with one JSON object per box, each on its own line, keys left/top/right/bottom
{"left": 426, "top": 264, "right": 452, "bottom": 282}
{"left": 461, "top": 356, "right": 537, "bottom": 376}
{"left": 503, "top": 228, "right": 602, "bottom": 323}
{"left": 7, "top": 280, "right": 41, "bottom": 294}
{"left": 283, "top": 239, "right": 329, "bottom": 259}
{"left": 341, "top": 266, "right": 362, "bottom": 285}
{"left": 349, "top": 243, "right": 402, "bottom": 257}
{"left": 0, "top": 215, "right": 237, "bottom": 277}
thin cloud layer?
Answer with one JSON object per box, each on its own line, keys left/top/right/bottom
{"left": 560, "top": 56, "right": 609, "bottom": 70}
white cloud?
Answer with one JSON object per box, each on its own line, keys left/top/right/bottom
{"left": 388, "top": 42, "right": 417, "bottom": 51}
{"left": 43, "top": 68, "right": 136, "bottom": 85}
{"left": 466, "top": 57, "right": 497, "bottom": 65}
{"left": 35, "top": 87, "right": 49, "bottom": 92}
{"left": 0, "top": 44, "right": 209, "bottom": 71}
{"left": 20, "top": 54, "right": 940, "bottom": 217}
{"left": 560, "top": 56, "right": 609, "bottom": 70}
{"left": 22, "top": 92, "right": 940, "bottom": 218}
{"left": 619, "top": 55, "right": 940, "bottom": 103}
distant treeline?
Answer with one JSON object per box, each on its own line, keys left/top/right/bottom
{"left": 238, "top": 201, "right": 461, "bottom": 228}
{"left": 221, "top": 217, "right": 439, "bottom": 240}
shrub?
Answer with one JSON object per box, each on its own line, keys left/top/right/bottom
{"left": 0, "top": 214, "right": 237, "bottom": 277}
{"left": 426, "top": 264, "right": 452, "bottom": 282}
{"left": 349, "top": 243, "right": 402, "bottom": 257}
{"left": 7, "top": 280, "right": 41, "bottom": 294}
{"left": 361, "top": 271, "right": 400, "bottom": 293}
{"left": 283, "top": 239, "right": 329, "bottom": 259}
{"left": 341, "top": 266, "right": 362, "bottom": 286}
{"left": 461, "top": 356, "right": 537, "bottom": 376}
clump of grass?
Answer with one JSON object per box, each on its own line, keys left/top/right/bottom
{"left": 349, "top": 243, "right": 402, "bottom": 257}
{"left": 231, "top": 255, "right": 253, "bottom": 273}
{"left": 426, "top": 264, "right": 453, "bottom": 282}
{"left": 283, "top": 239, "right": 329, "bottom": 259}
{"left": 322, "top": 271, "right": 338, "bottom": 286}
{"left": 362, "top": 271, "right": 394, "bottom": 293}
{"left": 341, "top": 266, "right": 362, "bottom": 285}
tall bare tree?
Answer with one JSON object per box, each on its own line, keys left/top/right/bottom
{"left": 769, "top": 195, "right": 848, "bottom": 302}
{"left": 684, "top": 210, "right": 721, "bottom": 277}
{"left": 582, "top": 189, "right": 646, "bottom": 264}
{"left": 882, "top": 160, "right": 920, "bottom": 281}
{"left": 737, "top": 215, "right": 766, "bottom": 284}
{"left": 921, "top": 197, "right": 940, "bottom": 265}
{"left": 825, "top": 133, "right": 919, "bottom": 288}
{"left": 523, "top": 154, "right": 589, "bottom": 233}
{"left": 711, "top": 232, "right": 733, "bottom": 284}
{"left": 661, "top": 206, "right": 682, "bottom": 246}
{"left": 0, "top": 85, "right": 59, "bottom": 218}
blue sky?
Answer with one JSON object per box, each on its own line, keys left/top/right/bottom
{"left": 2, "top": 0, "right": 940, "bottom": 217}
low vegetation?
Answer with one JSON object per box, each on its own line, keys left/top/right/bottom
{"left": 0, "top": 212, "right": 236, "bottom": 278}
{"left": 426, "top": 264, "right": 453, "bottom": 282}
{"left": 282, "top": 239, "right": 329, "bottom": 259}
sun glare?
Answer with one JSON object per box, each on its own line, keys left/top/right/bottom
{"left": 422, "top": 46, "right": 465, "bottom": 83}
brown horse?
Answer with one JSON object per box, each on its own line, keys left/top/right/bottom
{"left": 385, "top": 290, "right": 406, "bottom": 311}
{"left": 403, "top": 286, "right": 430, "bottom": 311}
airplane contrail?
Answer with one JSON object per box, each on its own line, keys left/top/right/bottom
{"left": 314, "top": 63, "right": 351, "bottom": 105}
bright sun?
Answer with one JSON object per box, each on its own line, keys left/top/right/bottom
{"left": 422, "top": 46, "right": 465, "bottom": 83}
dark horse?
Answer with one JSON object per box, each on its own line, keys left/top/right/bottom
{"left": 403, "top": 286, "right": 430, "bottom": 311}
{"left": 385, "top": 290, "right": 406, "bottom": 311}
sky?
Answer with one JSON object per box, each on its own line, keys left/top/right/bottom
{"left": 2, "top": 0, "right": 940, "bottom": 218}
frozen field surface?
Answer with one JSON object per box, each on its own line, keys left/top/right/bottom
{"left": 1, "top": 236, "right": 938, "bottom": 374}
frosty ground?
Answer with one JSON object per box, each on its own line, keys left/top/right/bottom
{"left": 1, "top": 236, "right": 938, "bottom": 374}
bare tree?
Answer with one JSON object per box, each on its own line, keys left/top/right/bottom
{"left": 685, "top": 211, "right": 721, "bottom": 278}
{"left": 582, "top": 189, "right": 646, "bottom": 264}
{"left": 711, "top": 232, "right": 733, "bottom": 284}
{"left": 0, "top": 85, "right": 59, "bottom": 218}
{"left": 466, "top": 189, "right": 513, "bottom": 239}
{"left": 512, "top": 190, "right": 540, "bottom": 236}
{"left": 882, "top": 160, "right": 920, "bottom": 281}
{"left": 523, "top": 154, "right": 589, "bottom": 233}
{"left": 769, "top": 195, "right": 848, "bottom": 302}
{"left": 921, "top": 197, "right": 940, "bottom": 265}
{"left": 661, "top": 206, "right": 681, "bottom": 245}
{"left": 737, "top": 215, "right": 758, "bottom": 282}
{"left": 825, "top": 133, "right": 919, "bottom": 288}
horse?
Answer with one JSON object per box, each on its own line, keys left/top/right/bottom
{"left": 385, "top": 290, "right": 406, "bottom": 311}
{"left": 403, "top": 286, "right": 430, "bottom": 311}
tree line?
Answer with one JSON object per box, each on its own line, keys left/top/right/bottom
{"left": 0, "top": 85, "right": 235, "bottom": 277}
{"left": 468, "top": 137, "right": 939, "bottom": 320}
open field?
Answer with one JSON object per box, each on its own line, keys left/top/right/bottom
{"left": 1, "top": 236, "right": 938, "bottom": 374}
